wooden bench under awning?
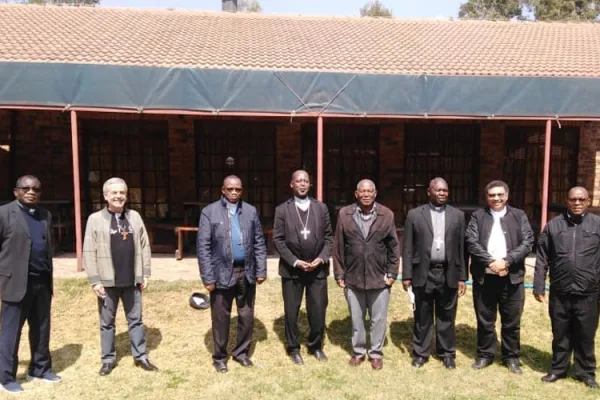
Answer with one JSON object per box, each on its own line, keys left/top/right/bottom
{"left": 174, "top": 226, "right": 274, "bottom": 260}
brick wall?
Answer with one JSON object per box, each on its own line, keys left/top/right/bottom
{"left": 379, "top": 123, "right": 404, "bottom": 223}
{"left": 478, "top": 121, "right": 505, "bottom": 202}
{"left": 0, "top": 111, "right": 12, "bottom": 198}
{"left": 275, "top": 122, "right": 302, "bottom": 205}
{"left": 578, "top": 122, "right": 600, "bottom": 206}
{"left": 168, "top": 117, "right": 195, "bottom": 218}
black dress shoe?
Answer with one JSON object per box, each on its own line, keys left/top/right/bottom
{"left": 233, "top": 356, "right": 254, "bottom": 367}
{"left": 575, "top": 375, "right": 599, "bottom": 389}
{"left": 472, "top": 358, "right": 494, "bottom": 370}
{"left": 99, "top": 363, "right": 115, "bottom": 376}
{"left": 290, "top": 352, "right": 304, "bottom": 365}
{"left": 309, "top": 349, "right": 328, "bottom": 362}
{"left": 442, "top": 357, "right": 456, "bottom": 370}
{"left": 134, "top": 359, "right": 159, "bottom": 372}
{"left": 411, "top": 356, "right": 427, "bottom": 368}
{"left": 213, "top": 360, "right": 228, "bottom": 373}
{"left": 541, "top": 373, "right": 565, "bottom": 383}
{"left": 504, "top": 359, "right": 522, "bottom": 374}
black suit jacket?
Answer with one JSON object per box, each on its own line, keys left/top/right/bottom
{"left": 402, "top": 204, "right": 467, "bottom": 288}
{"left": 0, "top": 200, "right": 54, "bottom": 302}
{"left": 273, "top": 197, "right": 333, "bottom": 279}
{"left": 466, "top": 206, "right": 534, "bottom": 285}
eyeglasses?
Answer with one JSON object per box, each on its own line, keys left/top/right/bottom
{"left": 568, "top": 198, "right": 588, "bottom": 203}
{"left": 16, "top": 186, "right": 41, "bottom": 193}
{"left": 488, "top": 193, "right": 506, "bottom": 198}
{"left": 224, "top": 188, "right": 242, "bottom": 193}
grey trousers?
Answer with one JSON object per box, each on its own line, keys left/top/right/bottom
{"left": 98, "top": 286, "right": 147, "bottom": 364}
{"left": 345, "top": 287, "right": 390, "bottom": 359}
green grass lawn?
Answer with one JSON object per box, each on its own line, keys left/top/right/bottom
{"left": 9, "top": 279, "right": 600, "bottom": 399}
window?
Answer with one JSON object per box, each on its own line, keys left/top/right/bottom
{"left": 302, "top": 123, "right": 379, "bottom": 206}
{"left": 504, "top": 126, "right": 579, "bottom": 221}
{"left": 195, "top": 120, "right": 276, "bottom": 221}
{"left": 403, "top": 123, "right": 480, "bottom": 217}
{"left": 83, "top": 119, "right": 170, "bottom": 219}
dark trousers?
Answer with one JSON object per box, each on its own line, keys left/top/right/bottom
{"left": 282, "top": 275, "right": 328, "bottom": 354}
{"left": 0, "top": 280, "right": 52, "bottom": 384}
{"left": 210, "top": 268, "right": 256, "bottom": 362}
{"left": 473, "top": 275, "right": 525, "bottom": 361}
{"left": 412, "top": 266, "right": 458, "bottom": 359}
{"left": 549, "top": 292, "right": 599, "bottom": 379}
{"left": 98, "top": 286, "right": 147, "bottom": 364}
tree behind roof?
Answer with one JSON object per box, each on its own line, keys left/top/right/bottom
{"left": 360, "top": 1, "right": 393, "bottom": 18}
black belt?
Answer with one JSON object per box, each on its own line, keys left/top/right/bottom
{"left": 233, "top": 262, "right": 245, "bottom": 269}
{"left": 430, "top": 262, "right": 447, "bottom": 269}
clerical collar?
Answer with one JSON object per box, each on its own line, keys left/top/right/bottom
{"left": 490, "top": 208, "right": 507, "bottom": 218}
{"left": 428, "top": 202, "right": 445, "bottom": 212}
{"left": 17, "top": 200, "right": 37, "bottom": 215}
{"left": 567, "top": 212, "right": 585, "bottom": 225}
{"left": 226, "top": 201, "right": 239, "bottom": 215}
{"left": 294, "top": 196, "right": 310, "bottom": 212}
{"left": 107, "top": 208, "right": 126, "bottom": 218}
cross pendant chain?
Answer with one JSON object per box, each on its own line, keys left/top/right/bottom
{"left": 121, "top": 231, "right": 128, "bottom": 241}
{"left": 295, "top": 204, "right": 311, "bottom": 240}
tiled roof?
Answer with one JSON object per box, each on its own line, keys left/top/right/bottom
{"left": 1, "top": 4, "right": 600, "bottom": 77}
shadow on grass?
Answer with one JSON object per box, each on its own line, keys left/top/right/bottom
{"left": 389, "top": 318, "right": 413, "bottom": 355}
{"left": 455, "top": 322, "right": 478, "bottom": 360}
{"left": 115, "top": 326, "right": 163, "bottom": 363}
{"left": 203, "top": 317, "right": 268, "bottom": 357}
{"left": 273, "top": 310, "right": 311, "bottom": 352}
{"left": 327, "top": 316, "right": 353, "bottom": 355}
{"left": 52, "top": 343, "right": 83, "bottom": 373}
{"left": 521, "top": 343, "right": 551, "bottom": 373}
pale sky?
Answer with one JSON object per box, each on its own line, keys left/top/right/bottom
{"left": 100, "top": 0, "right": 465, "bottom": 19}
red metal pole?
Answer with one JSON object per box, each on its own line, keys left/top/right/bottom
{"left": 317, "top": 116, "right": 324, "bottom": 202}
{"left": 541, "top": 119, "right": 552, "bottom": 232}
{"left": 70, "top": 111, "right": 83, "bottom": 271}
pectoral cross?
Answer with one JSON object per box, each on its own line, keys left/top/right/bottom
{"left": 301, "top": 227, "right": 311, "bottom": 240}
{"left": 434, "top": 237, "right": 443, "bottom": 251}
{"left": 121, "top": 231, "right": 128, "bottom": 241}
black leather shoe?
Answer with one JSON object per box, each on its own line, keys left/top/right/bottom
{"left": 99, "top": 363, "right": 115, "bottom": 376}
{"left": 233, "top": 356, "right": 254, "bottom": 368}
{"left": 290, "top": 352, "right": 304, "bottom": 365}
{"left": 472, "top": 358, "right": 494, "bottom": 370}
{"left": 442, "top": 357, "right": 456, "bottom": 369}
{"left": 504, "top": 359, "right": 522, "bottom": 374}
{"left": 213, "top": 360, "right": 228, "bottom": 373}
{"left": 575, "top": 375, "right": 599, "bottom": 389}
{"left": 134, "top": 359, "right": 159, "bottom": 372}
{"left": 541, "top": 373, "right": 565, "bottom": 383}
{"left": 411, "top": 356, "right": 427, "bottom": 368}
{"left": 309, "top": 349, "right": 328, "bottom": 362}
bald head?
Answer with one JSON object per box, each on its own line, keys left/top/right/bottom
{"left": 221, "top": 175, "right": 243, "bottom": 204}
{"left": 428, "top": 177, "right": 449, "bottom": 206}
{"left": 567, "top": 186, "right": 590, "bottom": 216}
{"left": 290, "top": 170, "right": 311, "bottom": 198}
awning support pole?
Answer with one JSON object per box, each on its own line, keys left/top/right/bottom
{"left": 541, "top": 119, "right": 552, "bottom": 232}
{"left": 317, "top": 116, "right": 324, "bottom": 202}
{"left": 71, "top": 111, "right": 83, "bottom": 271}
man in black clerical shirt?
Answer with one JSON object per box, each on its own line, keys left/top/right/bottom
{"left": 0, "top": 175, "right": 61, "bottom": 394}
{"left": 273, "top": 170, "right": 333, "bottom": 365}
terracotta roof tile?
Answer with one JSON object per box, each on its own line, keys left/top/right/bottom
{"left": 1, "top": 4, "right": 600, "bottom": 77}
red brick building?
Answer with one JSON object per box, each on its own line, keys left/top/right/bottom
{"left": 1, "top": 6, "right": 600, "bottom": 262}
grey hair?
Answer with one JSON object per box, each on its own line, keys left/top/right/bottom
{"left": 356, "top": 179, "right": 376, "bottom": 190}
{"left": 103, "top": 177, "right": 128, "bottom": 195}
{"left": 484, "top": 180, "right": 509, "bottom": 195}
